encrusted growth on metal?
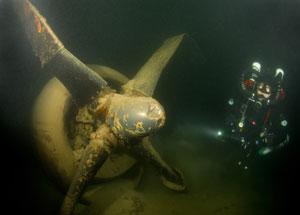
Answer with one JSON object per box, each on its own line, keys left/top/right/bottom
{"left": 16, "top": 0, "right": 64, "bottom": 66}
{"left": 23, "top": 0, "right": 187, "bottom": 212}
{"left": 105, "top": 94, "right": 166, "bottom": 140}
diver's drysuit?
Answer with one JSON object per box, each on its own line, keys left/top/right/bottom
{"left": 222, "top": 62, "right": 289, "bottom": 169}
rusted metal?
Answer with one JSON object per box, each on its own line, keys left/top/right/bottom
{"left": 15, "top": 0, "right": 108, "bottom": 104}
{"left": 22, "top": 0, "right": 187, "bottom": 213}
{"left": 61, "top": 125, "right": 115, "bottom": 215}
{"left": 15, "top": 0, "right": 64, "bottom": 66}
{"left": 104, "top": 94, "right": 165, "bottom": 139}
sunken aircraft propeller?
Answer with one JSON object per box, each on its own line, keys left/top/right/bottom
{"left": 14, "top": 0, "right": 186, "bottom": 214}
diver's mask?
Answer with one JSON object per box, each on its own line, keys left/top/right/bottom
{"left": 256, "top": 82, "right": 272, "bottom": 101}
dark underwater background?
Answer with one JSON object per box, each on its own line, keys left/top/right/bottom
{"left": 1, "top": 0, "right": 300, "bottom": 214}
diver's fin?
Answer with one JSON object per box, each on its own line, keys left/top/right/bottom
{"left": 122, "top": 34, "right": 185, "bottom": 96}
{"left": 87, "top": 64, "right": 129, "bottom": 85}
{"left": 14, "top": 0, "right": 107, "bottom": 104}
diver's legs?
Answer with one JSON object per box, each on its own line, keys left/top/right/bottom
{"left": 60, "top": 126, "right": 113, "bottom": 215}
{"left": 129, "top": 137, "right": 186, "bottom": 191}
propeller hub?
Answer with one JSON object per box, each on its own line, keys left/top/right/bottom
{"left": 105, "top": 94, "right": 165, "bottom": 140}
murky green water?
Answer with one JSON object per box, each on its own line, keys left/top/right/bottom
{"left": 74, "top": 131, "right": 270, "bottom": 215}
{"left": 1, "top": 0, "right": 299, "bottom": 214}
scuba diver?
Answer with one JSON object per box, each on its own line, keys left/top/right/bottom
{"left": 218, "top": 62, "right": 289, "bottom": 170}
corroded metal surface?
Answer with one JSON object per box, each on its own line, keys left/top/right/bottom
{"left": 122, "top": 34, "right": 185, "bottom": 96}
{"left": 61, "top": 124, "right": 117, "bottom": 215}
{"left": 14, "top": 0, "right": 64, "bottom": 66}
{"left": 105, "top": 94, "right": 166, "bottom": 139}
{"left": 23, "top": 0, "right": 187, "bottom": 213}
{"left": 60, "top": 89, "right": 185, "bottom": 214}
{"left": 15, "top": 0, "right": 107, "bottom": 104}
{"left": 129, "top": 137, "right": 186, "bottom": 191}
{"left": 32, "top": 78, "right": 137, "bottom": 188}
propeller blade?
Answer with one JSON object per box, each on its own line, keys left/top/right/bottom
{"left": 122, "top": 34, "right": 184, "bottom": 96}
{"left": 87, "top": 64, "right": 129, "bottom": 85}
{"left": 14, "top": 0, "right": 107, "bottom": 104}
